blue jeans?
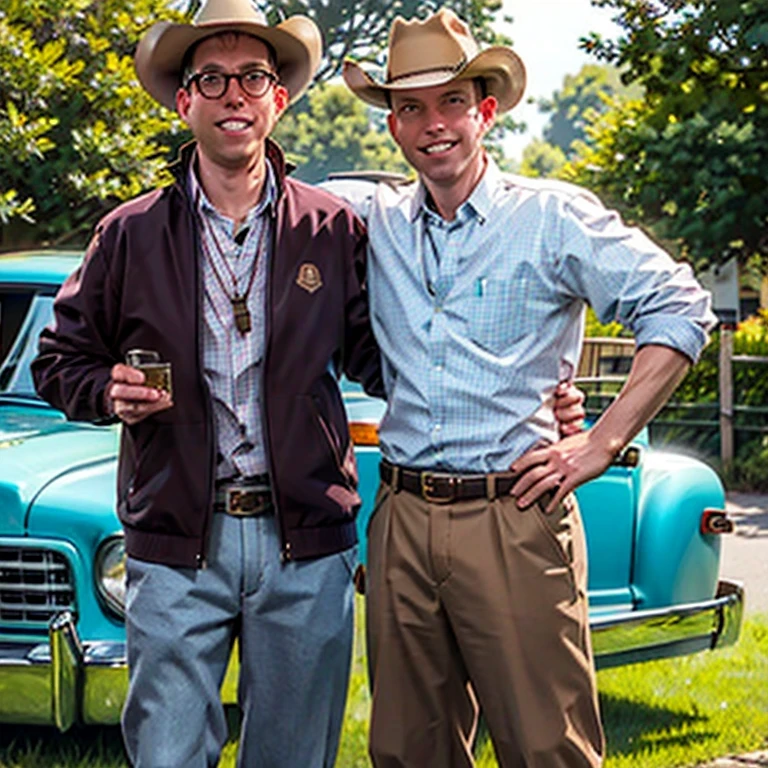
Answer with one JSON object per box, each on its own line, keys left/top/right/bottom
{"left": 122, "top": 512, "right": 356, "bottom": 767}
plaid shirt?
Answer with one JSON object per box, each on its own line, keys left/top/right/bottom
{"left": 366, "top": 157, "right": 716, "bottom": 472}
{"left": 189, "top": 160, "right": 276, "bottom": 479}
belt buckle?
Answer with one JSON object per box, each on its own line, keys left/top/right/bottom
{"left": 226, "top": 486, "right": 262, "bottom": 516}
{"left": 420, "top": 472, "right": 455, "bottom": 503}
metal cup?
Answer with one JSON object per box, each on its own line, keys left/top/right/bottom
{"left": 125, "top": 349, "right": 172, "bottom": 397}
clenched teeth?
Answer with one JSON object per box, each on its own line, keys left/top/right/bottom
{"left": 423, "top": 141, "right": 455, "bottom": 154}
{"left": 219, "top": 119, "right": 250, "bottom": 131}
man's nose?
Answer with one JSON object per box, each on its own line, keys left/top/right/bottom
{"left": 424, "top": 107, "right": 446, "bottom": 133}
{"left": 223, "top": 75, "right": 247, "bottom": 103}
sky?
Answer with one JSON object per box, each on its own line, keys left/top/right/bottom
{"left": 499, "top": 0, "right": 622, "bottom": 159}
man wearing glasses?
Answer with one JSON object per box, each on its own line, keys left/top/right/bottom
{"left": 32, "top": 1, "right": 381, "bottom": 765}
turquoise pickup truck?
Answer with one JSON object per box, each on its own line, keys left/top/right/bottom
{"left": 0, "top": 248, "right": 743, "bottom": 730}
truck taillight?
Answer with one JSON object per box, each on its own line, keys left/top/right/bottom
{"left": 700, "top": 508, "right": 734, "bottom": 535}
{"left": 350, "top": 422, "right": 379, "bottom": 446}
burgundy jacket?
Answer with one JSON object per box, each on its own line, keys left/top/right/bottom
{"left": 32, "top": 140, "right": 382, "bottom": 567}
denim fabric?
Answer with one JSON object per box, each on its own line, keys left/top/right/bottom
{"left": 122, "top": 512, "right": 356, "bottom": 768}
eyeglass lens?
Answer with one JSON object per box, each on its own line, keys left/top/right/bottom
{"left": 192, "top": 70, "right": 275, "bottom": 99}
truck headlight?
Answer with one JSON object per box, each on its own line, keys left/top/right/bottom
{"left": 95, "top": 536, "right": 126, "bottom": 618}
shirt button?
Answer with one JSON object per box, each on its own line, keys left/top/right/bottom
{"left": 433, "top": 424, "right": 442, "bottom": 432}
{"left": 434, "top": 363, "right": 443, "bottom": 371}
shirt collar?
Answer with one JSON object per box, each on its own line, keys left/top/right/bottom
{"left": 188, "top": 151, "right": 276, "bottom": 225}
{"left": 409, "top": 152, "right": 499, "bottom": 226}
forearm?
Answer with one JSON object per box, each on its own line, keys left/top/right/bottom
{"left": 589, "top": 344, "right": 691, "bottom": 457}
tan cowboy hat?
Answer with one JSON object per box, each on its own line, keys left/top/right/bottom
{"left": 134, "top": 0, "right": 322, "bottom": 110}
{"left": 343, "top": 8, "right": 525, "bottom": 113}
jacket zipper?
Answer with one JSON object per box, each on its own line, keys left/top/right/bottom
{"left": 179, "top": 176, "right": 214, "bottom": 570}
{"left": 261, "top": 186, "right": 291, "bottom": 562}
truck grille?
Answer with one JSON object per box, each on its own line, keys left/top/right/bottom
{"left": 0, "top": 548, "right": 76, "bottom": 628}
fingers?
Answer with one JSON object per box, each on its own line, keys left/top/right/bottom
{"left": 559, "top": 419, "right": 585, "bottom": 437}
{"left": 108, "top": 363, "right": 173, "bottom": 424}
{"left": 111, "top": 363, "right": 146, "bottom": 385}
{"left": 113, "top": 391, "right": 173, "bottom": 424}
{"left": 510, "top": 439, "right": 582, "bottom": 513}
{"left": 554, "top": 380, "right": 586, "bottom": 437}
{"left": 554, "top": 380, "right": 585, "bottom": 407}
{"left": 511, "top": 464, "right": 569, "bottom": 512}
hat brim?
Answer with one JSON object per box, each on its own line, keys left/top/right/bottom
{"left": 343, "top": 47, "right": 526, "bottom": 113}
{"left": 135, "top": 16, "right": 322, "bottom": 110}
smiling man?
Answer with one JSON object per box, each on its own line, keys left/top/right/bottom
{"left": 31, "top": 0, "right": 382, "bottom": 766}
{"left": 344, "top": 9, "right": 716, "bottom": 768}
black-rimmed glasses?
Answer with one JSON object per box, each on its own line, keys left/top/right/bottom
{"left": 185, "top": 69, "right": 278, "bottom": 100}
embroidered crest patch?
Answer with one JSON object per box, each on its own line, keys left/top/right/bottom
{"left": 296, "top": 262, "right": 323, "bottom": 294}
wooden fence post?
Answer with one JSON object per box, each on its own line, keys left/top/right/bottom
{"left": 719, "top": 325, "right": 735, "bottom": 466}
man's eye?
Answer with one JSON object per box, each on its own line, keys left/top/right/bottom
{"left": 200, "top": 73, "right": 223, "bottom": 86}
{"left": 244, "top": 71, "right": 267, "bottom": 84}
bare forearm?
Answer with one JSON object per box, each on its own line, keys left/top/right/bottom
{"left": 589, "top": 344, "right": 690, "bottom": 458}
{"left": 511, "top": 344, "right": 690, "bottom": 512}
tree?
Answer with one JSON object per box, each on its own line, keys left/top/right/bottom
{"left": 519, "top": 138, "right": 566, "bottom": 179}
{"left": 538, "top": 64, "right": 641, "bottom": 156}
{"left": 273, "top": 83, "right": 410, "bottom": 182}
{"left": 0, "top": 0, "right": 186, "bottom": 248}
{"left": 564, "top": 0, "right": 768, "bottom": 272}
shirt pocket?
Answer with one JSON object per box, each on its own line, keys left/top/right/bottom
{"left": 467, "top": 277, "right": 526, "bottom": 355}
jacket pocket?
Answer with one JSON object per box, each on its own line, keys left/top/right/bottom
{"left": 310, "top": 375, "right": 358, "bottom": 490}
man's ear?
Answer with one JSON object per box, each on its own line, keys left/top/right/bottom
{"left": 273, "top": 84, "right": 290, "bottom": 116}
{"left": 478, "top": 95, "right": 498, "bottom": 135}
{"left": 176, "top": 87, "right": 191, "bottom": 122}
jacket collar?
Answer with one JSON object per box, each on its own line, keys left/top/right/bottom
{"left": 170, "top": 137, "right": 291, "bottom": 198}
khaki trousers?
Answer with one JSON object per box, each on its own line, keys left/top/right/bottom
{"left": 366, "top": 483, "right": 604, "bottom": 768}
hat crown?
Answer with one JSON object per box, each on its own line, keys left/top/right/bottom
{"left": 387, "top": 9, "right": 479, "bottom": 83}
{"left": 195, "top": 0, "right": 266, "bottom": 27}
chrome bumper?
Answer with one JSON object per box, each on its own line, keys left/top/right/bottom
{"left": 0, "top": 610, "right": 238, "bottom": 731}
{"left": 0, "top": 611, "right": 127, "bottom": 729}
{"left": 591, "top": 579, "right": 745, "bottom": 669}
{"left": 0, "top": 580, "right": 744, "bottom": 728}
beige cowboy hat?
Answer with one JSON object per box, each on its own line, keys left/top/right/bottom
{"left": 343, "top": 8, "right": 525, "bottom": 113}
{"left": 134, "top": 0, "right": 322, "bottom": 110}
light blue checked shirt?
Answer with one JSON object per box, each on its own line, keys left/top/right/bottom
{"left": 366, "top": 157, "right": 716, "bottom": 472}
{"left": 189, "top": 159, "right": 275, "bottom": 479}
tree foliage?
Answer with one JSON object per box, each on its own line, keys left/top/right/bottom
{"left": 0, "top": 0, "right": 187, "bottom": 248}
{"left": 564, "top": 0, "right": 768, "bottom": 272}
{"left": 538, "top": 63, "right": 641, "bottom": 155}
{"left": 519, "top": 138, "right": 566, "bottom": 179}
{"left": 273, "top": 83, "right": 411, "bottom": 182}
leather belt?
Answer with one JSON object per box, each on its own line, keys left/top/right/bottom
{"left": 380, "top": 460, "right": 518, "bottom": 504}
{"left": 214, "top": 476, "right": 273, "bottom": 517}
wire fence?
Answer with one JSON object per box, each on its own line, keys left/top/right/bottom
{"left": 577, "top": 338, "right": 768, "bottom": 462}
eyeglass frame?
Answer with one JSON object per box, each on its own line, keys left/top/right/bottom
{"left": 183, "top": 68, "right": 279, "bottom": 100}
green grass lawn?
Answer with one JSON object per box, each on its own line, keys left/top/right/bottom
{"left": 2, "top": 607, "right": 766, "bottom": 767}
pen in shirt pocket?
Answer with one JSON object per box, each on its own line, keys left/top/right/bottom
{"left": 475, "top": 277, "right": 487, "bottom": 297}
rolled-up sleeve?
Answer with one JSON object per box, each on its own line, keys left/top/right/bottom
{"left": 554, "top": 191, "right": 717, "bottom": 363}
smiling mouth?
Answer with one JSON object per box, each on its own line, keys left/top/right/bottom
{"left": 217, "top": 119, "right": 252, "bottom": 132}
{"left": 421, "top": 140, "right": 458, "bottom": 155}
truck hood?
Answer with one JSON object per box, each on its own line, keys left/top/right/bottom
{"left": 0, "top": 400, "right": 119, "bottom": 535}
